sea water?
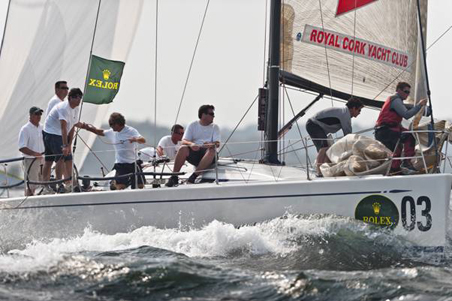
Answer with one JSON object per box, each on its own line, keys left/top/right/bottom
{"left": 0, "top": 212, "right": 451, "bottom": 300}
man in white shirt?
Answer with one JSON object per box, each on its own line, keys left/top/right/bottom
{"left": 156, "top": 124, "right": 184, "bottom": 160}
{"left": 18, "top": 106, "right": 45, "bottom": 196}
{"left": 166, "top": 104, "right": 220, "bottom": 187}
{"left": 45, "top": 81, "right": 69, "bottom": 116}
{"left": 78, "top": 112, "right": 146, "bottom": 190}
{"left": 43, "top": 88, "right": 83, "bottom": 191}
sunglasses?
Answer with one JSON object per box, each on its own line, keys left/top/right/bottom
{"left": 207, "top": 112, "right": 215, "bottom": 117}
{"left": 174, "top": 132, "right": 184, "bottom": 135}
{"left": 59, "top": 87, "right": 69, "bottom": 90}
{"left": 403, "top": 90, "right": 410, "bottom": 94}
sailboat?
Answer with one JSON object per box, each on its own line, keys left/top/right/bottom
{"left": 0, "top": 0, "right": 451, "bottom": 254}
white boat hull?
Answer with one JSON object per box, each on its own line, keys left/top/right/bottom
{"left": 1, "top": 173, "right": 451, "bottom": 251}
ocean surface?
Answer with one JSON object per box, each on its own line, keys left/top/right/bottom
{"left": 1, "top": 211, "right": 452, "bottom": 300}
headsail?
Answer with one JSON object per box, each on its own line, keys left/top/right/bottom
{"left": 280, "top": 0, "right": 428, "bottom": 105}
{"left": 0, "top": 0, "right": 143, "bottom": 169}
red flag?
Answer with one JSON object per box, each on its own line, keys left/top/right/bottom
{"left": 336, "top": 0, "right": 378, "bottom": 17}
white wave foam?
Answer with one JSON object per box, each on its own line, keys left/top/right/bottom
{"left": 0, "top": 214, "right": 393, "bottom": 273}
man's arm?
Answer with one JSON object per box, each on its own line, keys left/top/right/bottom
{"left": 60, "top": 120, "right": 71, "bottom": 156}
{"left": 156, "top": 146, "right": 164, "bottom": 157}
{"left": 341, "top": 119, "right": 352, "bottom": 136}
{"left": 182, "top": 139, "right": 199, "bottom": 151}
{"left": 19, "top": 147, "right": 42, "bottom": 158}
{"left": 129, "top": 136, "right": 146, "bottom": 144}
{"left": 77, "top": 123, "right": 105, "bottom": 136}
{"left": 391, "top": 98, "right": 423, "bottom": 119}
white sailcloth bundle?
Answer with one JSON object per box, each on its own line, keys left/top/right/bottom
{"left": 320, "top": 134, "right": 391, "bottom": 177}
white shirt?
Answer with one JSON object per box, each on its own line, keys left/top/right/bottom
{"left": 18, "top": 121, "right": 45, "bottom": 158}
{"left": 104, "top": 125, "right": 142, "bottom": 164}
{"left": 183, "top": 121, "right": 221, "bottom": 145}
{"left": 44, "top": 100, "right": 79, "bottom": 135}
{"left": 158, "top": 135, "right": 181, "bottom": 159}
{"left": 45, "top": 94, "right": 64, "bottom": 117}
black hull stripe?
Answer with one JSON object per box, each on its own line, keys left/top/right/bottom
{"left": 0, "top": 190, "right": 387, "bottom": 211}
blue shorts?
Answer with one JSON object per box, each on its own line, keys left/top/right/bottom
{"left": 113, "top": 162, "right": 145, "bottom": 189}
{"left": 43, "top": 131, "right": 73, "bottom": 162}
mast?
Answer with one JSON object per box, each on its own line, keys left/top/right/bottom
{"left": 264, "top": 0, "right": 281, "bottom": 164}
{"left": 416, "top": 0, "right": 438, "bottom": 164}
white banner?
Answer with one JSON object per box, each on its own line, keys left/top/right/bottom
{"left": 299, "top": 25, "right": 411, "bottom": 71}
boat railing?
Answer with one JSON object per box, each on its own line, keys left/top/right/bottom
{"left": 298, "top": 128, "right": 450, "bottom": 177}
{"left": 1, "top": 128, "right": 451, "bottom": 197}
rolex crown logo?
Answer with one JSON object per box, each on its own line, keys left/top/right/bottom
{"left": 102, "top": 69, "right": 111, "bottom": 80}
{"left": 372, "top": 202, "right": 381, "bottom": 215}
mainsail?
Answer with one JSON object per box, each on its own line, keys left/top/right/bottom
{"left": 0, "top": 0, "right": 143, "bottom": 169}
{"left": 280, "top": 0, "right": 428, "bottom": 105}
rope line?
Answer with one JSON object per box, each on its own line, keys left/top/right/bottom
{"left": 174, "top": 0, "right": 211, "bottom": 124}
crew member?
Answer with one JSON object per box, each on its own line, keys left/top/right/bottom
{"left": 306, "top": 97, "right": 363, "bottom": 175}
{"left": 375, "top": 81, "right": 429, "bottom": 174}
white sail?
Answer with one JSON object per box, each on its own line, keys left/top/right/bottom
{"left": 281, "top": 0, "right": 428, "bottom": 103}
{"left": 0, "top": 0, "right": 143, "bottom": 168}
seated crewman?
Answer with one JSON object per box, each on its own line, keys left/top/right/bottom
{"left": 156, "top": 124, "right": 184, "bottom": 160}
{"left": 166, "top": 105, "right": 220, "bottom": 187}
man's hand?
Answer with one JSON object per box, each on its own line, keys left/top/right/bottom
{"left": 419, "top": 98, "right": 428, "bottom": 106}
{"left": 75, "top": 122, "right": 85, "bottom": 129}
{"left": 190, "top": 143, "right": 200, "bottom": 151}
{"left": 203, "top": 142, "right": 216, "bottom": 149}
{"left": 62, "top": 145, "right": 71, "bottom": 156}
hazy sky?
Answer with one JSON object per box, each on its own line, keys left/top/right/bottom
{"left": 0, "top": 0, "right": 451, "bottom": 133}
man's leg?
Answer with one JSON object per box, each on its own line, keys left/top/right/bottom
{"left": 42, "top": 161, "right": 53, "bottom": 181}
{"left": 375, "top": 127, "right": 402, "bottom": 170}
{"left": 173, "top": 146, "right": 189, "bottom": 172}
{"left": 316, "top": 147, "right": 330, "bottom": 174}
{"left": 166, "top": 147, "right": 190, "bottom": 187}
{"left": 55, "top": 160, "right": 64, "bottom": 180}
{"left": 64, "top": 159, "right": 72, "bottom": 185}
{"left": 391, "top": 146, "right": 403, "bottom": 170}
{"left": 194, "top": 148, "right": 215, "bottom": 175}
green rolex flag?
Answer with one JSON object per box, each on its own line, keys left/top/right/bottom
{"left": 83, "top": 55, "right": 125, "bottom": 105}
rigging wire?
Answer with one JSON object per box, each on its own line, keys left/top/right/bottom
{"left": 371, "top": 23, "right": 452, "bottom": 101}
{"left": 350, "top": 0, "right": 358, "bottom": 95}
{"left": 219, "top": 94, "right": 259, "bottom": 154}
{"left": 154, "top": 0, "right": 159, "bottom": 150}
{"left": 74, "top": 0, "right": 102, "bottom": 158}
{"left": 174, "top": 0, "right": 211, "bottom": 124}
{"left": 281, "top": 85, "right": 312, "bottom": 168}
{"left": 0, "top": 0, "right": 11, "bottom": 60}
{"left": 317, "top": 0, "right": 334, "bottom": 107}
{"left": 262, "top": 0, "right": 269, "bottom": 85}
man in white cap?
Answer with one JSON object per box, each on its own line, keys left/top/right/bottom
{"left": 18, "top": 106, "right": 45, "bottom": 196}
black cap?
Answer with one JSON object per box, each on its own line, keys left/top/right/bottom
{"left": 29, "top": 106, "right": 43, "bottom": 115}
